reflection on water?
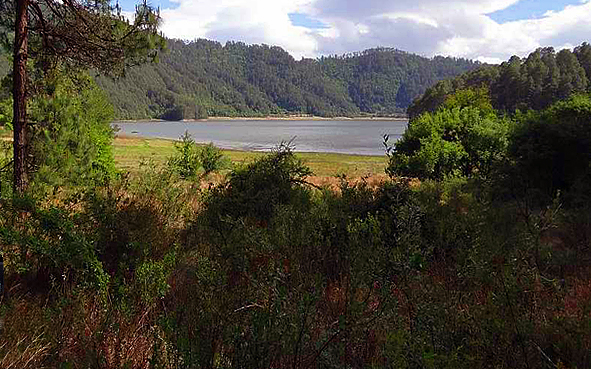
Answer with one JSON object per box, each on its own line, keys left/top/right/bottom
{"left": 113, "top": 119, "right": 408, "bottom": 156}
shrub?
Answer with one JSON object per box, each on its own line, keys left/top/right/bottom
{"left": 168, "top": 131, "right": 227, "bottom": 179}
{"left": 387, "top": 91, "right": 510, "bottom": 180}
{"left": 168, "top": 131, "right": 200, "bottom": 179}
{"left": 198, "top": 142, "right": 226, "bottom": 176}
{"left": 508, "top": 94, "right": 591, "bottom": 204}
{"left": 0, "top": 196, "right": 109, "bottom": 294}
{"left": 134, "top": 250, "right": 176, "bottom": 306}
{"left": 82, "top": 160, "right": 192, "bottom": 277}
{"left": 200, "top": 142, "right": 312, "bottom": 226}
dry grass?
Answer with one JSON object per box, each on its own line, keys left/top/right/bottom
{"left": 0, "top": 298, "right": 51, "bottom": 369}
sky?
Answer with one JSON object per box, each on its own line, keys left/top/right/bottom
{"left": 118, "top": 0, "right": 591, "bottom": 63}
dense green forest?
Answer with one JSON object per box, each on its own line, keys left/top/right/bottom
{"left": 93, "top": 39, "right": 480, "bottom": 119}
{"left": 409, "top": 42, "right": 591, "bottom": 118}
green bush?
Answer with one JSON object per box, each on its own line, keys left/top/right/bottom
{"left": 134, "top": 250, "right": 176, "bottom": 306}
{"left": 0, "top": 196, "right": 109, "bottom": 294}
{"left": 82, "top": 161, "right": 192, "bottom": 276}
{"left": 507, "top": 94, "right": 591, "bottom": 204}
{"left": 168, "top": 132, "right": 227, "bottom": 179}
{"left": 387, "top": 90, "right": 510, "bottom": 180}
{"left": 168, "top": 131, "right": 200, "bottom": 179}
{"left": 198, "top": 142, "right": 226, "bottom": 176}
{"left": 200, "top": 142, "right": 312, "bottom": 226}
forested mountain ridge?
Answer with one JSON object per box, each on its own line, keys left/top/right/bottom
{"left": 93, "top": 39, "right": 481, "bottom": 119}
{"left": 408, "top": 42, "right": 591, "bottom": 119}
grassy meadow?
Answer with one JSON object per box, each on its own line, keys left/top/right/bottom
{"left": 1, "top": 129, "right": 388, "bottom": 183}
{"left": 113, "top": 135, "right": 387, "bottom": 181}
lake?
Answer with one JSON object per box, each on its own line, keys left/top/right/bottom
{"left": 113, "top": 119, "right": 408, "bottom": 156}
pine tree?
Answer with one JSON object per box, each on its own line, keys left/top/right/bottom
{"left": 0, "top": 0, "right": 164, "bottom": 193}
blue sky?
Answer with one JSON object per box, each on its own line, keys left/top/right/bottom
{"left": 288, "top": 13, "right": 329, "bottom": 29}
{"left": 118, "top": 0, "right": 591, "bottom": 62}
{"left": 488, "top": 0, "right": 583, "bottom": 23}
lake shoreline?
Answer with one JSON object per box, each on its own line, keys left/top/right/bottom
{"left": 113, "top": 115, "right": 408, "bottom": 124}
{"left": 113, "top": 135, "right": 387, "bottom": 178}
{"left": 114, "top": 133, "right": 387, "bottom": 158}
{"left": 114, "top": 119, "right": 406, "bottom": 157}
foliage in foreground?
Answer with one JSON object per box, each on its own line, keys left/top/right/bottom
{"left": 507, "top": 94, "right": 591, "bottom": 204}
{"left": 29, "top": 72, "right": 117, "bottom": 190}
{"left": 0, "top": 140, "right": 590, "bottom": 367}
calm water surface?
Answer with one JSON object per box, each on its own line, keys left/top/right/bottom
{"left": 113, "top": 119, "right": 407, "bottom": 156}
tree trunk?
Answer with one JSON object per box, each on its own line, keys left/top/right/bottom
{"left": 12, "top": 0, "right": 30, "bottom": 194}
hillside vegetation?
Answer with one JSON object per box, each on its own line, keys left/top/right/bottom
{"left": 409, "top": 42, "right": 591, "bottom": 118}
{"left": 94, "top": 39, "right": 480, "bottom": 119}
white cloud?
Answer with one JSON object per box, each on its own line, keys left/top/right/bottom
{"left": 155, "top": 0, "right": 591, "bottom": 62}
{"left": 159, "top": 0, "right": 317, "bottom": 59}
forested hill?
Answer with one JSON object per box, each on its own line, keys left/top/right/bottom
{"left": 93, "top": 39, "right": 480, "bottom": 120}
{"left": 408, "top": 42, "right": 591, "bottom": 119}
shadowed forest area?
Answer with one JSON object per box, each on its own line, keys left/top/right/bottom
{"left": 0, "top": 3, "right": 591, "bottom": 367}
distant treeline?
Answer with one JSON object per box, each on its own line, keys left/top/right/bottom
{"left": 92, "top": 39, "right": 480, "bottom": 120}
{"left": 409, "top": 42, "right": 591, "bottom": 119}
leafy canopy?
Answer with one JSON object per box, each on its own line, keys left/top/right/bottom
{"left": 0, "top": 0, "right": 165, "bottom": 75}
{"left": 388, "top": 89, "right": 510, "bottom": 180}
{"left": 409, "top": 44, "right": 591, "bottom": 118}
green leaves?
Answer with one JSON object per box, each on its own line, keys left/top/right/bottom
{"left": 28, "top": 72, "right": 117, "bottom": 190}
{"left": 168, "top": 131, "right": 228, "bottom": 179}
{"left": 198, "top": 143, "right": 226, "bottom": 176}
{"left": 388, "top": 93, "right": 510, "bottom": 180}
{"left": 409, "top": 43, "right": 591, "bottom": 118}
{"left": 508, "top": 93, "right": 591, "bottom": 203}
{"left": 0, "top": 97, "right": 11, "bottom": 129}
{"left": 0, "top": 198, "right": 110, "bottom": 293}
{"left": 168, "top": 131, "right": 200, "bottom": 179}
